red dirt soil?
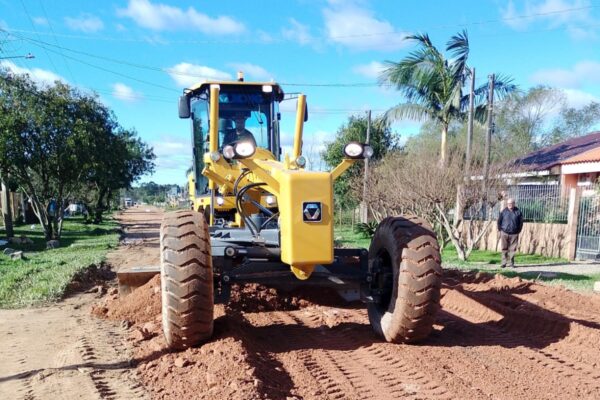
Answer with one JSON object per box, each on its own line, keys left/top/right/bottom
{"left": 96, "top": 208, "right": 600, "bottom": 400}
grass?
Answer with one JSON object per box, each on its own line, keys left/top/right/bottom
{"left": 0, "top": 216, "right": 119, "bottom": 308}
{"left": 336, "top": 225, "right": 599, "bottom": 293}
{"left": 441, "top": 246, "right": 568, "bottom": 266}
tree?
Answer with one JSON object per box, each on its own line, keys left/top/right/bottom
{"left": 364, "top": 149, "right": 512, "bottom": 260}
{"left": 322, "top": 114, "right": 399, "bottom": 207}
{"left": 380, "top": 30, "right": 516, "bottom": 165}
{"left": 547, "top": 101, "right": 600, "bottom": 145}
{"left": 0, "top": 70, "right": 155, "bottom": 239}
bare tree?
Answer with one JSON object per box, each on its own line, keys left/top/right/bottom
{"left": 363, "top": 150, "right": 514, "bottom": 260}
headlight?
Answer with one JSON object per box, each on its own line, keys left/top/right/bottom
{"left": 295, "top": 155, "right": 307, "bottom": 168}
{"left": 222, "top": 145, "right": 235, "bottom": 159}
{"left": 210, "top": 151, "right": 221, "bottom": 162}
{"left": 343, "top": 142, "right": 373, "bottom": 159}
{"left": 234, "top": 141, "right": 256, "bottom": 158}
{"left": 265, "top": 195, "right": 276, "bottom": 206}
{"left": 216, "top": 196, "right": 225, "bottom": 206}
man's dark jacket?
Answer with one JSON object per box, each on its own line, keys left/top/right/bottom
{"left": 498, "top": 207, "right": 523, "bottom": 235}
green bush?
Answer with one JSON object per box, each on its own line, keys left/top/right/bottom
{"left": 354, "top": 221, "right": 379, "bottom": 238}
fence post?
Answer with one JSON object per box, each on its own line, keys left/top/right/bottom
{"left": 566, "top": 187, "right": 580, "bottom": 261}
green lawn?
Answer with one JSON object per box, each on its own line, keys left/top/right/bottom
{"left": 336, "top": 225, "right": 599, "bottom": 293}
{"left": 441, "top": 246, "right": 568, "bottom": 266}
{"left": 0, "top": 217, "right": 119, "bottom": 308}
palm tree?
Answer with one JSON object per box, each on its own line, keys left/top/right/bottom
{"left": 380, "top": 30, "right": 516, "bottom": 165}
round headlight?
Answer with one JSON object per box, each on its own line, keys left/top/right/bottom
{"left": 363, "top": 145, "right": 374, "bottom": 159}
{"left": 265, "top": 195, "right": 276, "bottom": 205}
{"left": 295, "top": 155, "right": 307, "bottom": 168}
{"left": 210, "top": 151, "right": 221, "bottom": 162}
{"left": 216, "top": 196, "right": 225, "bottom": 206}
{"left": 222, "top": 145, "right": 235, "bottom": 159}
{"left": 234, "top": 141, "right": 256, "bottom": 158}
{"left": 343, "top": 142, "right": 364, "bottom": 158}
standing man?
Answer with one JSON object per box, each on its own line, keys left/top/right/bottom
{"left": 497, "top": 198, "right": 523, "bottom": 268}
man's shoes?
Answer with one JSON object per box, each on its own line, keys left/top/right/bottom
{"left": 500, "top": 264, "right": 506, "bottom": 269}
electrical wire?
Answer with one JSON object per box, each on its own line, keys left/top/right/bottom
{"left": 4, "top": 4, "right": 598, "bottom": 43}
{"left": 38, "top": 0, "right": 78, "bottom": 86}
{"left": 18, "top": 0, "right": 61, "bottom": 80}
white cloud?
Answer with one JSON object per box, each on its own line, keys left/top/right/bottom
{"left": 151, "top": 136, "right": 192, "bottom": 171}
{"left": 111, "top": 82, "right": 142, "bottom": 102}
{"left": 563, "top": 89, "right": 600, "bottom": 108}
{"left": 33, "top": 17, "right": 48, "bottom": 26}
{"left": 353, "top": 61, "right": 386, "bottom": 79}
{"left": 64, "top": 14, "right": 104, "bottom": 33}
{"left": 323, "top": 2, "right": 409, "bottom": 51}
{"left": 530, "top": 60, "right": 600, "bottom": 88}
{"left": 501, "top": 0, "right": 597, "bottom": 39}
{"left": 0, "top": 60, "right": 66, "bottom": 86}
{"left": 117, "top": 0, "right": 244, "bottom": 35}
{"left": 167, "top": 63, "right": 232, "bottom": 88}
{"left": 228, "top": 63, "right": 272, "bottom": 81}
{"left": 282, "top": 18, "right": 314, "bottom": 46}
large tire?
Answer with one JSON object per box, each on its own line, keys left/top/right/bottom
{"left": 367, "top": 216, "right": 442, "bottom": 343}
{"left": 160, "top": 210, "right": 214, "bottom": 349}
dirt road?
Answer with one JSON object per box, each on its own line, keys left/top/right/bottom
{"left": 3, "top": 207, "right": 600, "bottom": 399}
{"left": 0, "top": 209, "right": 158, "bottom": 400}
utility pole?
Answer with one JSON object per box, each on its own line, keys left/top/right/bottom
{"left": 483, "top": 74, "right": 495, "bottom": 194}
{"left": 465, "top": 67, "right": 475, "bottom": 179}
{"left": 1, "top": 176, "right": 14, "bottom": 238}
{"left": 360, "top": 110, "right": 371, "bottom": 223}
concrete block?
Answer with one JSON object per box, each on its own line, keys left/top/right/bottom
{"left": 594, "top": 281, "right": 600, "bottom": 293}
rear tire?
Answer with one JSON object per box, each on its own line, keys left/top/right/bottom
{"left": 160, "top": 210, "right": 214, "bottom": 350}
{"left": 367, "top": 216, "right": 442, "bottom": 343}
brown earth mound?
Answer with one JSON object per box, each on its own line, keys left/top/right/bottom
{"left": 95, "top": 267, "right": 600, "bottom": 400}
{"left": 92, "top": 274, "right": 161, "bottom": 325}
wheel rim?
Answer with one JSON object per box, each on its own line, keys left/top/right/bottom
{"left": 372, "top": 248, "right": 393, "bottom": 313}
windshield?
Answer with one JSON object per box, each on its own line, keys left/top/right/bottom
{"left": 217, "top": 88, "right": 273, "bottom": 151}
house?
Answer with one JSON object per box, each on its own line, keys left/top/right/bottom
{"left": 511, "top": 131, "right": 600, "bottom": 189}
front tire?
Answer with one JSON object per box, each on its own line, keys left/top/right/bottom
{"left": 160, "top": 211, "right": 214, "bottom": 349}
{"left": 367, "top": 216, "right": 442, "bottom": 343}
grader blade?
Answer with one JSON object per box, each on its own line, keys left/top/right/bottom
{"left": 117, "top": 265, "right": 160, "bottom": 296}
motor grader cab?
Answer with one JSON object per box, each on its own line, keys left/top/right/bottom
{"left": 160, "top": 74, "right": 442, "bottom": 349}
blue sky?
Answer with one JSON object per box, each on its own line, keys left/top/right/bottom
{"left": 1, "top": 0, "right": 599, "bottom": 185}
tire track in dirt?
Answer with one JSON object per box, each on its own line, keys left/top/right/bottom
{"left": 94, "top": 208, "right": 600, "bottom": 400}
{"left": 242, "top": 308, "right": 453, "bottom": 400}
{"left": 438, "top": 285, "right": 600, "bottom": 398}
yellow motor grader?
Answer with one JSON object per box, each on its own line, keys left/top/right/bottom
{"left": 161, "top": 75, "right": 442, "bottom": 349}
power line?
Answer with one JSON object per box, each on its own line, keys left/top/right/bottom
{"left": 14, "top": 35, "right": 179, "bottom": 93}
{"left": 4, "top": 4, "right": 599, "bottom": 44}
{"left": 329, "top": 4, "right": 599, "bottom": 39}
{"left": 18, "top": 0, "right": 61, "bottom": 79}
{"left": 38, "top": 0, "right": 78, "bottom": 85}
{"left": 5, "top": 30, "right": 390, "bottom": 88}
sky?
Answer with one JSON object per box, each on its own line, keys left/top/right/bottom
{"left": 1, "top": 0, "right": 599, "bottom": 185}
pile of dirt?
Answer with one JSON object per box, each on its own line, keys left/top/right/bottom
{"left": 92, "top": 274, "right": 161, "bottom": 325}
{"left": 227, "top": 283, "right": 312, "bottom": 313}
{"left": 65, "top": 262, "right": 116, "bottom": 295}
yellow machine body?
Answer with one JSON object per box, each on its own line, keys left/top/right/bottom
{"left": 185, "top": 80, "right": 356, "bottom": 280}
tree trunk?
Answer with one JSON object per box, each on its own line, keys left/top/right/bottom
{"left": 1, "top": 178, "right": 14, "bottom": 238}
{"left": 440, "top": 123, "right": 448, "bottom": 167}
{"left": 56, "top": 199, "right": 65, "bottom": 238}
{"left": 94, "top": 188, "right": 107, "bottom": 224}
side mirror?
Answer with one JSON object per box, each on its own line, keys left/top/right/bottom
{"left": 304, "top": 102, "right": 308, "bottom": 122}
{"left": 178, "top": 95, "right": 191, "bottom": 119}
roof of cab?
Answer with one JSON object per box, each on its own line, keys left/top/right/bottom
{"left": 185, "top": 80, "right": 285, "bottom": 100}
